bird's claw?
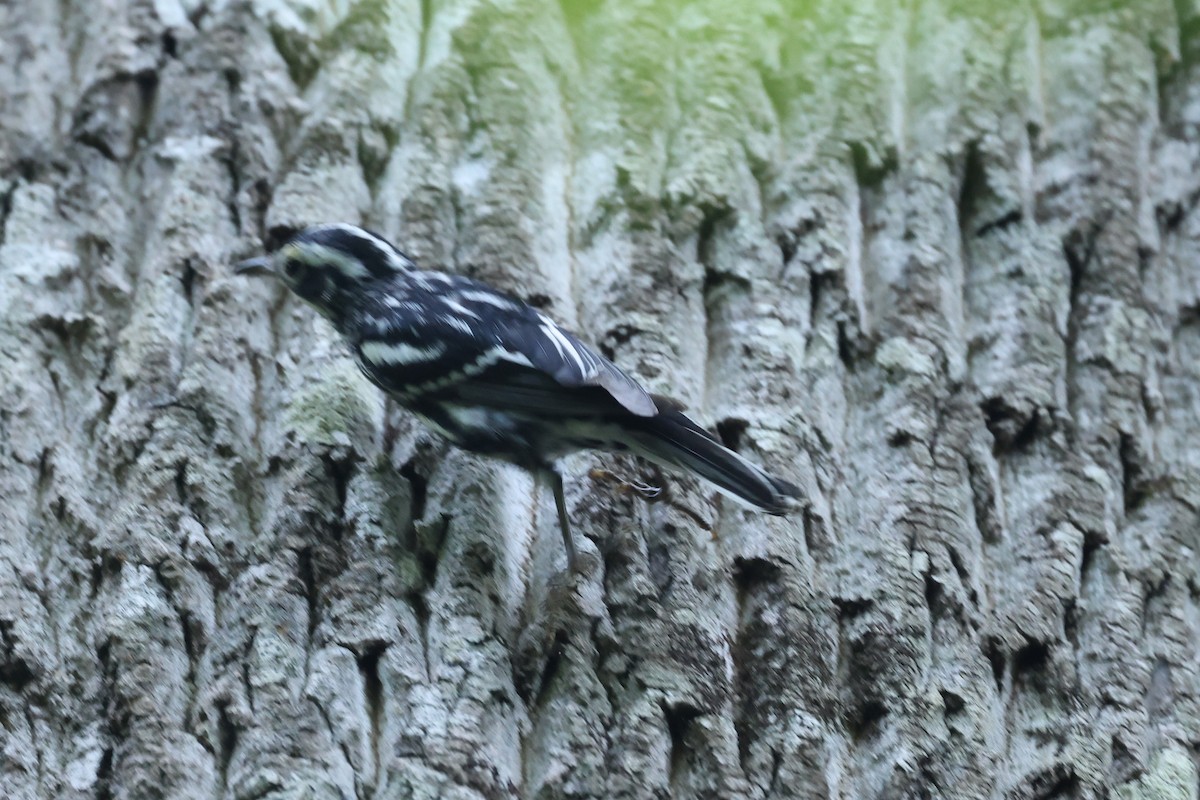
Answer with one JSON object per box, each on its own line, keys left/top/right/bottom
{"left": 588, "top": 468, "right": 663, "bottom": 501}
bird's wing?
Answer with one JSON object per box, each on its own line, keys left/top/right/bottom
{"left": 353, "top": 276, "right": 658, "bottom": 417}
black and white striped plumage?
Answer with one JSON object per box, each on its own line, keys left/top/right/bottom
{"left": 238, "top": 224, "right": 801, "bottom": 568}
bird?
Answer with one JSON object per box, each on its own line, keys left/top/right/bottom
{"left": 236, "top": 223, "right": 801, "bottom": 569}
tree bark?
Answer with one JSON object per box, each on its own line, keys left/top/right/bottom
{"left": 1, "top": 0, "right": 1198, "bottom": 798}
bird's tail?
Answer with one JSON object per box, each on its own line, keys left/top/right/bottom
{"left": 620, "top": 401, "right": 802, "bottom": 515}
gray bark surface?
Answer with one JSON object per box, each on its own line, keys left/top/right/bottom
{"left": 1, "top": 0, "right": 1198, "bottom": 798}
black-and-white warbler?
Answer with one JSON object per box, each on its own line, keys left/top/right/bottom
{"left": 237, "top": 224, "right": 800, "bottom": 569}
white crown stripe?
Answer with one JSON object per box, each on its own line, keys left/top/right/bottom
{"left": 309, "top": 223, "right": 414, "bottom": 272}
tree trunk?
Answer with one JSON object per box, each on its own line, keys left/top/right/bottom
{"left": 2, "top": 0, "right": 1198, "bottom": 798}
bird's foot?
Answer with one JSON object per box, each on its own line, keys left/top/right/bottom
{"left": 588, "top": 468, "right": 663, "bottom": 501}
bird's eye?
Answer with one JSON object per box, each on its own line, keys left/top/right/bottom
{"left": 284, "top": 259, "right": 302, "bottom": 278}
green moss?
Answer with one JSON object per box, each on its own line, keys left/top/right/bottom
{"left": 284, "top": 360, "right": 382, "bottom": 447}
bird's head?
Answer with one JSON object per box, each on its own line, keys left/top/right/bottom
{"left": 236, "top": 224, "right": 414, "bottom": 319}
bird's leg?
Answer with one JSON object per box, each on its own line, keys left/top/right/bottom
{"left": 543, "top": 469, "right": 581, "bottom": 572}
{"left": 588, "top": 467, "right": 663, "bottom": 500}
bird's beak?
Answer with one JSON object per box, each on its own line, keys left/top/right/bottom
{"left": 235, "top": 256, "right": 275, "bottom": 277}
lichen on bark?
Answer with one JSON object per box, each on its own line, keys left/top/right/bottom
{"left": 0, "top": 1, "right": 1198, "bottom": 798}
